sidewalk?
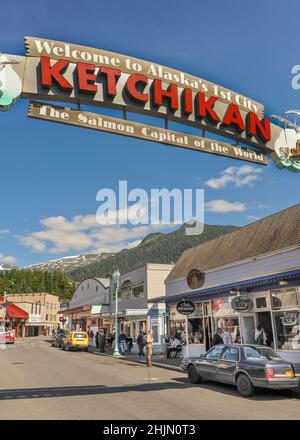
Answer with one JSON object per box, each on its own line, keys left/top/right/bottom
{"left": 89, "top": 347, "right": 182, "bottom": 371}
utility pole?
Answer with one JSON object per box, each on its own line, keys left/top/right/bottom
{"left": 112, "top": 270, "right": 121, "bottom": 357}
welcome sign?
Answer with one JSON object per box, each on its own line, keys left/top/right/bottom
{"left": 0, "top": 36, "right": 291, "bottom": 166}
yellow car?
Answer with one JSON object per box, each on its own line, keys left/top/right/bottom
{"left": 62, "top": 331, "right": 89, "bottom": 351}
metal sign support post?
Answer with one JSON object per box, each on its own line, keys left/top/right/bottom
{"left": 185, "top": 314, "right": 189, "bottom": 358}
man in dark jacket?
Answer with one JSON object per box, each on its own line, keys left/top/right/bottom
{"left": 212, "top": 328, "right": 224, "bottom": 346}
{"left": 136, "top": 330, "right": 145, "bottom": 357}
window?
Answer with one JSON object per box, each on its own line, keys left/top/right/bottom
{"left": 256, "top": 297, "right": 267, "bottom": 309}
{"left": 271, "top": 288, "right": 300, "bottom": 310}
{"left": 46, "top": 314, "right": 48, "bottom": 321}
{"left": 132, "top": 283, "right": 144, "bottom": 299}
{"left": 205, "top": 346, "right": 223, "bottom": 360}
{"left": 46, "top": 302, "right": 49, "bottom": 309}
{"left": 221, "top": 347, "right": 239, "bottom": 362}
{"left": 273, "top": 311, "right": 300, "bottom": 350}
{"left": 244, "top": 346, "right": 281, "bottom": 360}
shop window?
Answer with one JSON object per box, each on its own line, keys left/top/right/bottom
{"left": 132, "top": 283, "right": 144, "bottom": 299}
{"left": 273, "top": 310, "right": 300, "bottom": 350}
{"left": 255, "top": 297, "right": 267, "bottom": 309}
{"left": 152, "top": 322, "right": 159, "bottom": 343}
{"left": 271, "top": 288, "right": 300, "bottom": 310}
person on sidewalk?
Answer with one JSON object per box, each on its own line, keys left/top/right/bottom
{"left": 145, "top": 328, "right": 154, "bottom": 367}
{"left": 98, "top": 331, "right": 106, "bottom": 353}
{"left": 166, "top": 335, "right": 182, "bottom": 358}
{"left": 212, "top": 328, "right": 224, "bottom": 346}
{"left": 95, "top": 331, "right": 99, "bottom": 349}
{"left": 137, "top": 330, "right": 146, "bottom": 357}
{"left": 118, "top": 332, "right": 127, "bottom": 354}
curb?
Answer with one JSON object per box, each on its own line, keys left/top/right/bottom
{"left": 89, "top": 349, "right": 182, "bottom": 372}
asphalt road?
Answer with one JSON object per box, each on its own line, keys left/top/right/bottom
{"left": 0, "top": 337, "right": 299, "bottom": 420}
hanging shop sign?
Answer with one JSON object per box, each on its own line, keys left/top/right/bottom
{"left": 0, "top": 36, "right": 295, "bottom": 168}
{"left": 231, "top": 296, "right": 253, "bottom": 312}
{"left": 176, "top": 299, "right": 195, "bottom": 315}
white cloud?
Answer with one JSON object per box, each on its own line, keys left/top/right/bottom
{"left": 0, "top": 252, "right": 17, "bottom": 264}
{"left": 0, "top": 229, "right": 10, "bottom": 236}
{"left": 16, "top": 211, "right": 170, "bottom": 255}
{"left": 205, "top": 165, "right": 263, "bottom": 189}
{"left": 205, "top": 199, "right": 246, "bottom": 213}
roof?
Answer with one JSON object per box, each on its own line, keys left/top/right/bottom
{"left": 0, "top": 296, "right": 29, "bottom": 319}
{"left": 166, "top": 204, "right": 300, "bottom": 283}
{"left": 94, "top": 278, "right": 110, "bottom": 288}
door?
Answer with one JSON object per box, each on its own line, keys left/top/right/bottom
{"left": 241, "top": 315, "right": 256, "bottom": 344}
{"left": 217, "top": 346, "right": 239, "bottom": 384}
{"left": 257, "top": 311, "right": 273, "bottom": 346}
{"left": 196, "top": 345, "right": 224, "bottom": 380}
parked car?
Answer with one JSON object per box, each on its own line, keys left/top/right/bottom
{"left": 0, "top": 327, "right": 15, "bottom": 344}
{"left": 51, "top": 329, "right": 67, "bottom": 348}
{"left": 181, "top": 344, "right": 300, "bottom": 397}
{"left": 61, "top": 331, "right": 89, "bottom": 351}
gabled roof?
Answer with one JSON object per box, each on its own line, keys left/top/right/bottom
{"left": 94, "top": 278, "right": 110, "bottom": 288}
{"left": 166, "top": 204, "right": 300, "bottom": 283}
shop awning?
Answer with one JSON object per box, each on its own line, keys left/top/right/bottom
{"left": 0, "top": 297, "right": 29, "bottom": 319}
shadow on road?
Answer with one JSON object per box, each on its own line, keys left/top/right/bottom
{"left": 0, "top": 381, "right": 195, "bottom": 401}
{"left": 0, "top": 378, "right": 298, "bottom": 402}
{"left": 171, "top": 377, "right": 300, "bottom": 401}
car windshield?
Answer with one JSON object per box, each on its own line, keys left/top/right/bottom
{"left": 244, "top": 346, "right": 281, "bottom": 360}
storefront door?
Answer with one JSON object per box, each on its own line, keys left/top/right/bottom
{"left": 257, "top": 311, "right": 273, "bottom": 347}
{"left": 241, "top": 314, "right": 256, "bottom": 344}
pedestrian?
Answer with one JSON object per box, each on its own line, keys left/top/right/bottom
{"left": 118, "top": 332, "right": 127, "bottom": 354}
{"left": 95, "top": 331, "right": 99, "bottom": 349}
{"left": 145, "top": 328, "right": 154, "bottom": 367}
{"left": 212, "top": 328, "right": 224, "bottom": 346}
{"left": 222, "top": 327, "right": 232, "bottom": 344}
{"left": 98, "top": 331, "right": 105, "bottom": 352}
{"left": 255, "top": 324, "right": 267, "bottom": 345}
{"left": 136, "top": 330, "right": 146, "bottom": 357}
{"left": 126, "top": 336, "right": 133, "bottom": 353}
{"left": 166, "top": 335, "right": 181, "bottom": 358}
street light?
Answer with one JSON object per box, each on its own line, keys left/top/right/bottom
{"left": 112, "top": 270, "right": 121, "bottom": 357}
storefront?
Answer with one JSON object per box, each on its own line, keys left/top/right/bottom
{"left": 163, "top": 204, "right": 300, "bottom": 361}
{"left": 166, "top": 273, "right": 300, "bottom": 361}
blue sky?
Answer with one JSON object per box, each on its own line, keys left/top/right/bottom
{"left": 0, "top": 0, "right": 299, "bottom": 266}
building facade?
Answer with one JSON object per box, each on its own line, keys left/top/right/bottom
{"left": 61, "top": 278, "right": 110, "bottom": 333}
{"left": 62, "top": 264, "right": 173, "bottom": 353}
{"left": 161, "top": 204, "right": 300, "bottom": 362}
{"left": 7, "top": 292, "right": 59, "bottom": 336}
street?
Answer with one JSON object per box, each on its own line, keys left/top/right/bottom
{"left": 0, "top": 338, "right": 299, "bottom": 420}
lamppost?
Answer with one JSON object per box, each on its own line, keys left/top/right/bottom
{"left": 112, "top": 270, "right": 121, "bottom": 357}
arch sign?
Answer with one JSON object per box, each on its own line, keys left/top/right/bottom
{"left": 0, "top": 36, "right": 295, "bottom": 169}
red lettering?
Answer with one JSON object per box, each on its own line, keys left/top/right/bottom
{"left": 100, "top": 66, "right": 121, "bottom": 97}
{"left": 125, "top": 74, "right": 148, "bottom": 103}
{"left": 196, "top": 92, "right": 220, "bottom": 123}
{"left": 222, "top": 104, "right": 245, "bottom": 132}
{"left": 153, "top": 79, "right": 178, "bottom": 111}
{"left": 77, "top": 62, "right": 97, "bottom": 93}
{"left": 40, "top": 56, "right": 73, "bottom": 91}
{"left": 182, "top": 88, "right": 193, "bottom": 115}
{"left": 247, "top": 112, "right": 271, "bottom": 142}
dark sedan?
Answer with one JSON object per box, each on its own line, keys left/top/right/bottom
{"left": 181, "top": 344, "right": 300, "bottom": 397}
{"left": 51, "top": 330, "right": 66, "bottom": 348}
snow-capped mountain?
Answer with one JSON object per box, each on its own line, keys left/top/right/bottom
{"left": 21, "top": 252, "right": 113, "bottom": 272}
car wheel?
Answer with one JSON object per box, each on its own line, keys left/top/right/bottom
{"left": 187, "top": 365, "right": 201, "bottom": 384}
{"left": 83, "top": 347, "right": 88, "bottom": 352}
{"left": 236, "top": 374, "right": 255, "bottom": 397}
